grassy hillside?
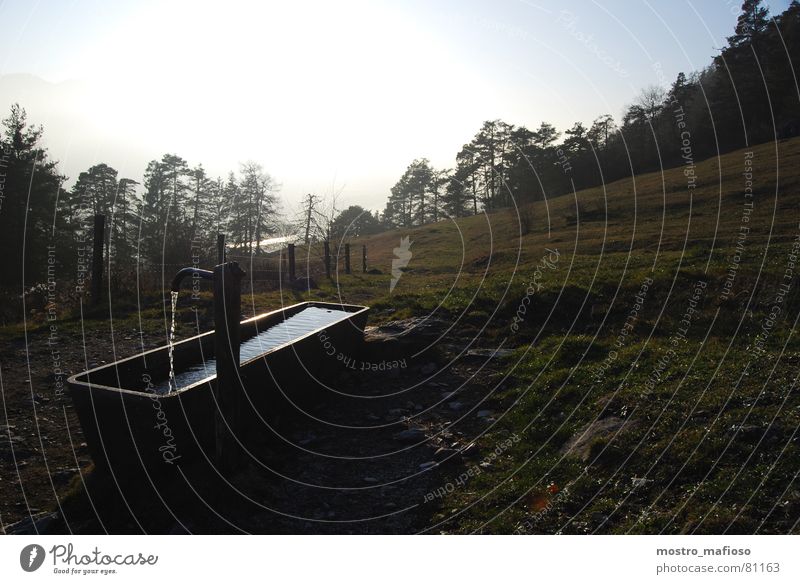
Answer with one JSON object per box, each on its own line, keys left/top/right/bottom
{"left": 3, "top": 138, "right": 798, "bottom": 534}
{"left": 297, "top": 137, "right": 800, "bottom": 533}
{"left": 288, "top": 137, "right": 800, "bottom": 324}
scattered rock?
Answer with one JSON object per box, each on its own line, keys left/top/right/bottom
{"left": 728, "top": 424, "right": 770, "bottom": 440}
{"left": 364, "top": 317, "right": 448, "bottom": 361}
{"left": 393, "top": 428, "right": 426, "bottom": 443}
{"left": 465, "top": 348, "right": 514, "bottom": 359}
{"left": 366, "top": 316, "right": 446, "bottom": 340}
{"left": 3, "top": 511, "right": 60, "bottom": 535}
{"left": 52, "top": 468, "right": 80, "bottom": 484}
{"left": 560, "top": 416, "right": 639, "bottom": 462}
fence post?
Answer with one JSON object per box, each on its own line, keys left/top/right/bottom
{"left": 362, "top": 245, "right": 367, "bottom": 273}
{"left": 213, "top": 261, "right": 245, "bottom": 475}
{"left": 344, "top": 243, "right": 351, "bottom": 274}
{"left": 90, "top": 214, "right": 105, "bottom": 307}
{"left": 287, "top": 243, "right": 296, "bottom": 282}
{"left": 323, "top": 241, "right": 331, "bottom": 278}
{"left": 217, "top": 233, "right": 225, "bottom": 264}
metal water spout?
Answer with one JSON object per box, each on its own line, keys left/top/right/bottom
{"left": 170, "top": 267, "right": 213, "bottom": 292}
{"left": 170, "top": 261, "right": 246, "bottom": 474}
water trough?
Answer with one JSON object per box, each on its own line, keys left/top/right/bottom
{"left": 67, "top": 300, "right": 369, "bottom": 475}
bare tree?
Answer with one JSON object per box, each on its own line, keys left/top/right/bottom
{"left": 635, "top": 85, "right": 667, "bottom": 121}
{"left": 314, "top": 188, "right": 342, "bottom": 243}
{"left": 299, "top": 192, "right": 322, "bottom": 244}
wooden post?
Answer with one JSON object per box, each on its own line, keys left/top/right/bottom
{"left": 323, "top": 241, "right": 331, "bottom": 278}
{"left": 287, "top": 243, "right": 296, "bottom": 282}
{"left": 90, "top": 214, "right": 105, "bottom": 306}
{"left": 362, "top": 245, "right": 367, "bottom": 273}
{"left": 213, "top": 261, "right": 246, "bottom": 475}
{"left": 344, "top": 243, "right": 351, "bottom": 274}
{"left": 217, "top": 233, "right": 225, "bottom": 265}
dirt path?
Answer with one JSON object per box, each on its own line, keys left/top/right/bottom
{"left": 0, "top": 316, "right": 169, "bottom": 533}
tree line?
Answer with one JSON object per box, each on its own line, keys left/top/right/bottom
{"left": 383, "top": 0, "right": 800, "bottom": 231}
{"left": 0, "top": 101, "right": 386, "bottom": 313}
{"left": 2, "top": 0, "right": 796, "bottom": 306}
{"left": 0, "top": 104, "right": 281, "bottom": 294}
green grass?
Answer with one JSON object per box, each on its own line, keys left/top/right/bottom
{"left": 339, "top": 137, "right": 800, "bottom": 534}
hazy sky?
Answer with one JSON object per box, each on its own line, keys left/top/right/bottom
{"left": 0, "top": 0, "right": 791, "bottom": 212}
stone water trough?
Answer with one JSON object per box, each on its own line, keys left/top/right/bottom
{"left": 67, "top": 301, "right": 369, "bottom": 475}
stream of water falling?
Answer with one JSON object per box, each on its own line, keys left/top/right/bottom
{"left": 150, "top": 306, "right": 351, "bottom": 394}
{"left": 167, "top": 290, "right": 179, "bottom": 393}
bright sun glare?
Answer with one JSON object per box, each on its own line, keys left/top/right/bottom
{"left": 64, "top": 0, "right": 490, "bottom": 204}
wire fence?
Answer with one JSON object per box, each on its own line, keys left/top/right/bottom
{"left": 110, "top": 242, "right": 364, "bottom": 292}
{"left": 14, "top": 238, "right": 372, "bottom": 325}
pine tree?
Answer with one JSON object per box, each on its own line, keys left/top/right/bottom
{"left": 0, "top": 104, "right": 66, "bottom": 286}
{"left": 728, "top": 0, "right": 770, "bottom": 47}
